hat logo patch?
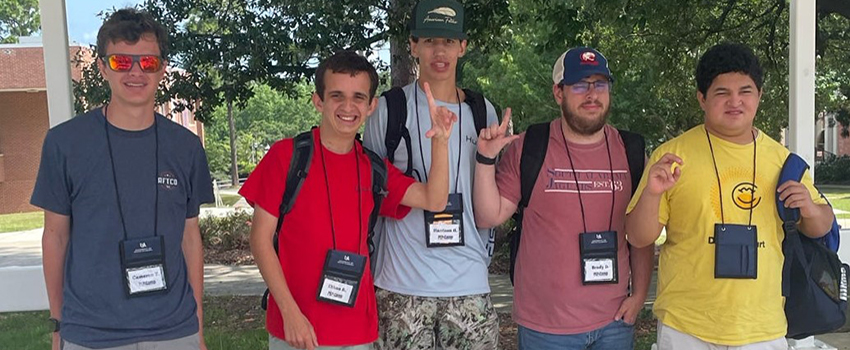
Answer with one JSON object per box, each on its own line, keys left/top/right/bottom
{"left": 424, "top": 7, "right": 459, "bottom": 24}
{"left": 580, "top": 52, "right": 599, "bottom": 66}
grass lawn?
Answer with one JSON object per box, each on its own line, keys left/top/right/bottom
{"left": 201, "top": 194, "right": 242, "bottom": 208}
{"left": 820, "top": 185, "right": 850, "bottom": 218}
{"left": 0, "top": 211, "right": 44, "bottom": 233}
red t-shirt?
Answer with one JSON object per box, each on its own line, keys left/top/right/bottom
{"left": 239, "top": 128, "right": 415, "bottom": 346}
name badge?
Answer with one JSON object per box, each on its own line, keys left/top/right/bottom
{"left": 317, "top": 249, "right": 366, "bottom": 307}
{"left": 579, "top": 231, "right": 619, "bottom": 285}
{"left": 119, "top": 236, "right": 168, "bottom": 297}
{"left": 714, "top": 224, "right": 758, "bottom": 279}
{"left": 425, "top": 193, "right": 464, "bottom": 247}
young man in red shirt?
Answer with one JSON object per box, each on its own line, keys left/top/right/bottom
{"left": 240, "top": 51, "right": 457, "bottom": 350}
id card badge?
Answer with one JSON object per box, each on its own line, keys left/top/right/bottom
{"left": 714, "top": 224, "right": 758, "bottom": 279}
{"left": 119, "top": 236, "right": 168, "bottom": 297}
{"left": 424, "top": 193, "right": 464, "bottom": 247}
{"left": 317, "top": 250, "right": 366, "bottom": 307}
{"left": 579, "top": 231, "right": 619, "bottom": 285}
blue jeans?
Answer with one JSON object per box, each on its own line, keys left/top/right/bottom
{"left": 518, "top": 320, "right": 634, "bottom": 350}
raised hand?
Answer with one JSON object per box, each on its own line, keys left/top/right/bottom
{"left": 422, "top": 82, "right": 458, "bottom": 141}
{"left": 477, "top": 108, "right": 520, "bottom": 158}
{"left": 645, "top": 153, "right": 683, "bottom": 196}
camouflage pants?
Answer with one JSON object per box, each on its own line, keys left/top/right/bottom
{"left": 374, "top": 288, "right": 499, "bottom": 350}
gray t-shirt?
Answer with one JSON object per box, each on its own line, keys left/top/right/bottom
{"left": 30, "top": 108, "right": 214, "bottom": 348}
{"left": 363, "top": 81, "right": 497, "bottom": 297}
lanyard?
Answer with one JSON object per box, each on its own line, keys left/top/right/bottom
{"left": 560, "top": 121, "right": 616, "bottom": 233}
{"left": 103, "top": 105, "right": 159, "bottom": 240}
{"left": 319, "top": 140, "right": 364, "bottom": 255}
{"left": 414, "top": 82, "right": 462, "bottom": 193}
{"left": 705, "top": 128, "right": 757, "bottom": 228}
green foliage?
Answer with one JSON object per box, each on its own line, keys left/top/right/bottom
{"left": 0, "top": 211, "right": 44, "bottom": 233}
{"left": 815, "top": 155, "right": 850, "bottom": 185}
{"left": 199, "top": 211, "right": 253, "bottom": 252}
{"left": 0, "top": 0, "right": 39, "bottom": 43}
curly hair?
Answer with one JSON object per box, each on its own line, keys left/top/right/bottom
{"left": 314, "top": 51, "right": 379, "bottom": 100}
{"left": 96, "top": 8, "right": 169, "bottom": 59}
{"left": 696, "top": 43, "right": 763, "bottom": 95}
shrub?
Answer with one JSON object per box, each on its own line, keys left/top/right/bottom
{"left": 815, "top": 155, "right": 850, "bottom": 185}
{"left": 200, "top": 211, "right": 253, "bottom": 252}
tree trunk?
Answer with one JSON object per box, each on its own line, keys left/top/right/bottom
{"left": 228, "top": 99, "right": 239, "bottom": 186}
{"left": 389, "top": 0, "right": 417, "bottom": 87}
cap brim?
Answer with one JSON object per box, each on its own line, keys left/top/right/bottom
{"left": 560, "top": 69, "right": 614, "bottom": 86}
{"left": 411, "top": 29, "right": 467, "bottom": 40}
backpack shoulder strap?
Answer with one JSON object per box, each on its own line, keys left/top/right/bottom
{"left": 361, "top": 144, "right": 388, "bottom": 257}
{"left": 519, "top": 122, "right": 551, "bottom": 209}
{"left": 777, "top": 153, "right": 809, "bottom": 224}
{"left": 462, "top": 88, "right": 490, "bottom": 135}
{"left": 617, "top": 129, "right": 647, "bottom": 198}
{"left": 381, "top": 87, "right": 412, "bottom": 176}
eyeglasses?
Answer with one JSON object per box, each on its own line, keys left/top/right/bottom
{"left": 101, "top": 54, "right": 164, "bottom": 73}
{"left": 565, "top": 80, "right": 610, "bottom": 94}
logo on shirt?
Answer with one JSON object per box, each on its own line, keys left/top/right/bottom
{"left": 732, "top": 182, "right": 761, "bottom": 210}
{"left": 158, "top": 171, "right": 178, "bottom": 190}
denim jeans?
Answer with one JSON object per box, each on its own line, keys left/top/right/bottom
{"left": 518, "top": 319, "right": 634, "bottom": 350}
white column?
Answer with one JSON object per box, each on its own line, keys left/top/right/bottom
{"left": 38, "top": 0, "right": 74, "bottom": 128}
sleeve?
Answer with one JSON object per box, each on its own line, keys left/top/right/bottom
{"left": 494, "top": 133, "right": 524, "bottom": 206}
{"left": 802, "top": 169, "right": 828, "bottom": 205}
{"left": 186, "top": 139, "right": 215, "bottom": 218}
{"left": 238, "top": 140, "right": 292, "bottom": 218}
{"left": 30, "top": 131, "right": 72, "bottom": 215}
{"left": 626, "top": 148, "right": 671, "bottom": 225}
{"left": 363, "top": 96, "right": 389, "bottom": 158}
{"left": 379, "top": 158, "right": 415, "bottom": 219}
{"left": 484, "top": 98, "right": 499, "bottom": 126}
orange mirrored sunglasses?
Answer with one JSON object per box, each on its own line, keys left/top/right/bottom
{"left": 102, "top": 54, "right": 164, "bottom": 73}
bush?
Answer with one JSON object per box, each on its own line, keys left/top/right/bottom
{"left": 815, "top": 155, "right": 850, "bottom": 185}
{"left": 200, "top": 211, "right": 253, "bottom": 252}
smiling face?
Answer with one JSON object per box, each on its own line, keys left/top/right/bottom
{"left": 312, "top": 70, "right": 378, "bottom": 142}
{"left": 698, "top": 72, "right": 762, "bottom": 143}
{"left": 553, "top": 74, "right": 611, "bottom": 136}
{"left": 98, "top": 33, "right": 166, "bottom": 109}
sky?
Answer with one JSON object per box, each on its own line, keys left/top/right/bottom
{"left": 66, "top": 0, "right": 144, "bottom": 45}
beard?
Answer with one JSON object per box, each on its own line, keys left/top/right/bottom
{"left": 560, "top": 100, "right": 610, "bottom": 136}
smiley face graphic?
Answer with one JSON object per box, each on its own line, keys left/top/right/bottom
{"left": 732, "top": 182, "right": 761, "bottom": 210}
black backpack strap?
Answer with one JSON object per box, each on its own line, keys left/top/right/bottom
{"left": 362, "top": 144, "right": 388, "bottom": 257}
{"left": 462, "top": 88, "right": 490, "bottom": 135}
{"left": 509, "top": 122, "right": 551, "bottom": 284}
{"left": 263, "top": 130, "right": 314, "bottom": 310}
{"left": 617, "top": 129, "right": 646, "bottom": 198}
{"left": 381, "top": 87, "right": 413, "bottom": 176}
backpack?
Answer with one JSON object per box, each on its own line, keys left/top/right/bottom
{"left": 260, "top": 129, "right": 388, "bottom": 310}
{"left": 509, "top": 122, "right": 646, "bottom": 284}
{"left": 778, "top": 153, "right": 848, "bottom": 339}
{"left": 382, "top": 86, "right": 492, "bottom": 176}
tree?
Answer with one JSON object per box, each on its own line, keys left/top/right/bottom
{"left": 0, "top": 0, "right": 40, "bottom": 43}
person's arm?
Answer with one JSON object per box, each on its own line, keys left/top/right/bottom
{"left": 42, "top": 210, "right": 70, "bottom": 350}
{"left": 399, "top": 82, "right": 458, "bottom": 212}
{"left": 249, "top": 206, "right": 318, "bottom": 350}
{"left": 614, "top": 244, "right": 653, "bottom": 324}
{"left": 473, "top": 108, "right": 519, "bottom": 228}
{"left": 181, "top": 217, "right": 207, "bottom": 349}
{"left": 624, "top": 153, "right": 682, "bottom": 248}
{"left": 777, "top": 178, "right": 834, "bottom": 238}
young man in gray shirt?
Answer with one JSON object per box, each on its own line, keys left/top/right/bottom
{"left": 31, "top": 8, "right": 213, "bottom": 350}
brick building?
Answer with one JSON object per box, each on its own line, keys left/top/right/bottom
{"left": 818, "top": 113, "right": 850, "bottom": 160}
{"left": 0, "top": 37, "right": 204, "bottom": 214}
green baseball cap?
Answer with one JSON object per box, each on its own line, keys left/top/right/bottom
{"left": 409, "top": 0, "right": 467, "bottom": 40}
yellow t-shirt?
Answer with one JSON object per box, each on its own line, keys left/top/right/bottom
{"left": 627, "top": 124, "right": 825, "bottom": 345}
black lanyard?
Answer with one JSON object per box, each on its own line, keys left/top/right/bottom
{"left": 319, "top": 140, "right": 363, "bottom": 255}
{"left": 705, "top": 127, "right": 757, "bottom": 228}
{"left": 560, "top": 121, "right": 616, "bottom": 233}
{"left": 414, "top": 82, "right": 462, "bottom": 193}
{"left": 103, "top": 106, "right": 159, "bottom": 240}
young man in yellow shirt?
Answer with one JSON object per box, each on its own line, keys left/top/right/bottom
{"left": 625, "top": 43, "right": 835, "bottom": 349}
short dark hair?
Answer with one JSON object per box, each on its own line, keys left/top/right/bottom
{"left": 696, "top": 43, "right": 764, "bottom": 95}
{"left": 314, "top": 51, "right": 379, "bottom": 100}
{"left": 97, "top": 8, "right": 169, "bottom": 59}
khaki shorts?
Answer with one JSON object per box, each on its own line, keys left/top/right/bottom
{"left": 269, "top": 335, "right": 373, "bottom": 350}
{"left": 656, "top": 322, "right": 787, "bottom": 350}
{"left": 62, "top": 333, "right": 200, "bottom": 350}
